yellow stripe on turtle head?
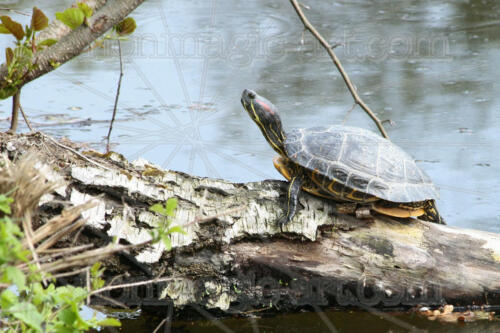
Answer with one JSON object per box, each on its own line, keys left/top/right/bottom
{"left": 250, "top": 101, "right": 285, "bottom": 156}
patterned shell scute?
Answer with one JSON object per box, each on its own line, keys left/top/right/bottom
{"left": 284, "top": 125, "right": 439, "bottom": 202}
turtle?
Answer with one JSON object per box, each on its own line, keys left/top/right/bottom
{"left": 240, "top": 89, "right": 445, "bottom": 227}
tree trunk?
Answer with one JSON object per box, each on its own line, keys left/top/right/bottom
{"left": 2, "top": 132, "right": 500, "bottom": 314}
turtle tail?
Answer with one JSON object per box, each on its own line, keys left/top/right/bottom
{"left": 420, "top": 200, "right": 446, "bottom": 225}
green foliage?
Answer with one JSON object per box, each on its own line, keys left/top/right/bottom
{"left": 0, "top": 217, "right": 29, "bottom": 265}
{"left": 99, "top": 16, "right": 137, "bottom": 45}
{"left": 55, "top": 3, "right": 92, "bottom": 30}
{"left": 0, "top": 193, "right": 13, "bottom": 214}
{"left": 78, "top": 3, "right": 93, "bottom": 18}
{"left": 149, "top": 198, "right": 187, "bottom": 250}
{"left": 49, "top": 60, "right": 61, "bottom": 68}
{"left": 0, "top": 195, "right": 121, "bottom": 332}
{"left": 114, "top": 17, "right": 137, "bottom": 36}
{"left": 0, "top": 7, "right": 60, "bottom": 100}
{"left": 150, "top": 197, "right": 178, "bottom": 217}
{"left": 56, "top": 7, "right": 85, "bottom": 30}
{"left": 0, "top": 4, "right": 138, "bottom": 99}
{"left": 38, "top": 38, "right": 58, "bottom": 47}
{"left": 90, "top": 262, "right": 105, "bottom": 290}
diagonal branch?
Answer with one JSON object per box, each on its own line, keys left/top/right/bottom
{"left": 289, "top": 0, "right": 389, "bottom": 139}
{"left": 0, "top": 0, "right": 145, "bottom": 94}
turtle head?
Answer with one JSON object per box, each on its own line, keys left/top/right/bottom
{"left": 241, "top": 89, "right": 286, "bottom": 155}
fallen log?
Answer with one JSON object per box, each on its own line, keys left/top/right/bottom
{"left": 1, "top": 132, "right": 500, "bottom": 314}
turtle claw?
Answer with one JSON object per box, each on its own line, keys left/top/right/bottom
{"left": 277, "top": 215, "right": 291, "bottom": 232}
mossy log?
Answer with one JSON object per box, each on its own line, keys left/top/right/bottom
{"left": 2, "top": 132, "right": 500, "bottom": 314}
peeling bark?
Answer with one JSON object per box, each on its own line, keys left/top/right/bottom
{"left": 1, "top": 132, "right": 500, "bottom": 314}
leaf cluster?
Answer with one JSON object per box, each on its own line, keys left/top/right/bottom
{"left": 149, "top": 198, "right": 187, "bottom": 250}
{"left": 55, "top": 3, "right": 93, "bottom": 30}
{"left": 0, "top": 7, "right": 57, "bottom": 99}
{"left": 0, "top": 195, "right": 121, "bottom": 332}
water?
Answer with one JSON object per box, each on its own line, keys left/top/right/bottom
{"left": 1, "top": 0, "right": 499, "bottom": 231}
{"left": 111, "top": 309, "right": 500, "bottom": 333}
{"left": 1, "top": 0, "right": 500, "bottom": 330}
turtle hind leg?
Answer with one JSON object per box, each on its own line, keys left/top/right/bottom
{"left": 420, "top": 200, "right": 446, "bottom": 225}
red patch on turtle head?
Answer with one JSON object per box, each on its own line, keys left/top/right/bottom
{"left": 256, "top": 99, "right": 275, "bottom": 115}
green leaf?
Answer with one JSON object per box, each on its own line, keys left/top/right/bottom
{"left": 55, "top": 8, "right": 85, "bottom": 30}
{"left": 31, "top": 7, "right": 49, "bottom": 31}
{"left": 13, "top": 45, "right": 33, "bottom": 66}
{"left": 166, "top": 197, "right": 177, "bottom": 217}
{"left": 58, "top": 307, "right": 77, "bottom": 326}
{"left": 0, "top": 86, "right": 18, "bottom": 100}
{"left": 3, "top": 266, "right": 26, "bottom": 290}
{"left": 149, "top": 203, "right": 167, "bottom": 216}
{"left": 9, "top": 302, "right": 44, "bottom": 332}
{"left": 90, "top": 262, "right": 105, "bottom": 290}
{"left": 24, "top": 26, "right": 33, "bottom": 40}
{"left": 162, "top": 235, "right": 172, "bottom": 250}
{"left": 0, "top": 194, "right": 13, "bottom": 214}
{"left": 0, "top": 16, "right": 24, "bottom": 40}
{"left": 97, "top": 317, "right": 121, "bottom": 327}
{"left": 38, "top": 38, "right": 58, "bottom": 47}
{"left": 167, "top": 225, "right": 187, "bottom": 235}
{"left": 49, "top": 60, "right": 60, "bottom": 68}
{"left": 0, "top": 289, "right": 18, "bottom": 309}
{"left": 77, "top": 3, "right": 93, "bottom": 18}
{"left": 115, "top": 17, "right": 136, "bottom": 36}
{"left": 90, "top": 262, "right": 101, "bottom": 276}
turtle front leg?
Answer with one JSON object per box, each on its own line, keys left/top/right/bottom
{"left": 278, "top": 175, "right": 304, "bottom": 229}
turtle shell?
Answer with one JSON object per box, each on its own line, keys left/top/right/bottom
{"left": 284, "top": 125, "right": 439, "bottom": 203}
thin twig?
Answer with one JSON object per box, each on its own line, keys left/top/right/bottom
{"left": 93, "top": 294, "right": 129, "bottom": 309}
{"left": 22, "top": 217, "right": 47, "bottom": 285}
{"left": 152, "top": 318, "right": 167, "bottom": 333}
{"left": 86, "top": 267, "right": 91, "bottom": 305}
{"left": 106, "top": 273, "right": 128, "bottom": 289}
{"left": 37, "top": 243, "right": 93, "bottom": 254}
{"left": 19, "top": 104, "right": 35, "bottom": 132}
{"left": 36, "top": 218, "right": 87, "bottom": 253}
{"left": 27, "top": 201, "right": 96, "bottom": 246}
{"left": 289, "top": 0, "right": 389, "bottom": 139}
{"left": 106, "top": 39, "right": 123, "bottom": 153}
{"left": 241, "top": 306, "right": 273, "bottom": 315}
{"left": 42, "top": 133, "right": 114, "bottom": 171}
{"left": 342, "top": 102, "right": 357, "bottom": 124}
{"left": 90, "top": 277, "right": 176, "bottom": 295}
{"left": 50, "top": 267, "right": 90, "bottom": 279}
{"left": 0, "top": 8, "right": 30, "bottom": 15}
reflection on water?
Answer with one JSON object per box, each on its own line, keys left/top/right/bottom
{"left": 0, "top": 1, "right": 499, "bottom": 233}
{"left": 110, "top": 308, "right": 500, "bottom": 333}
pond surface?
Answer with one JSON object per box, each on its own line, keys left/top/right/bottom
{"left": 108, "top": 308, "right": 500, "bottom": 333}
{"left": 2, "top": 0, "right": 500, "bottom": 331}
{"left": 1, "top": 0, "right": 499, "bottom": 232}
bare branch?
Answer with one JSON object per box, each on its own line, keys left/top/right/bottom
{"left": 90, "top": 277, "right": 176, "bottom": 295}
{"left": 106, "top": 38, "right": 123, "bottom": 152}
{"left": 42, "top": 133, "right": 114, "bottom": 171}
{"left": 289, "top": 0, "right": 389, "bottom": 139}
{"left": 19, "top": 104, "right": 35, "bottom": 132}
